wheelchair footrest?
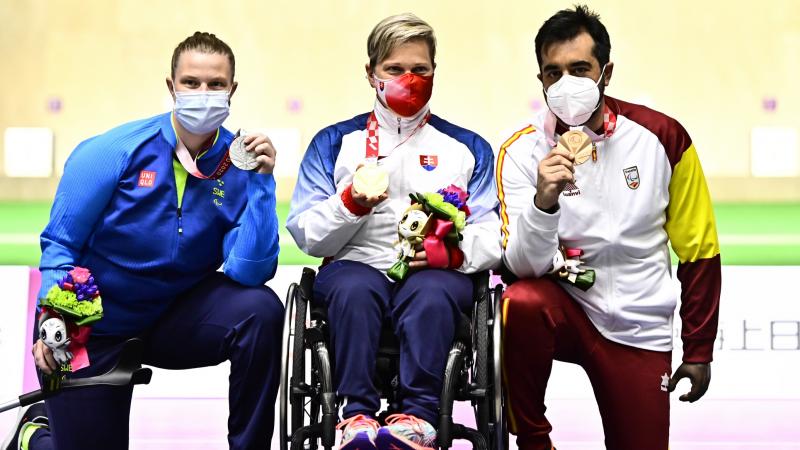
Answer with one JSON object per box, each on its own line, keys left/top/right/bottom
{"left": 449, "top": 424, "right": 488, "bottom": 450}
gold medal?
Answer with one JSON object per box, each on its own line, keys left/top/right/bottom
{"left": 352, "top": 163, "right": 389, "bottom": 197}
{"left": 557, "top": 130, "right": 594, "bottom": 165}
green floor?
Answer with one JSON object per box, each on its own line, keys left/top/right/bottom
{"left": 1, "top": 201, "right": 798, "bottom": 267}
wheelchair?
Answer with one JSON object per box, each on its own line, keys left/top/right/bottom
{"left": 278, "top": 267, "right": 507, "bottom": 450}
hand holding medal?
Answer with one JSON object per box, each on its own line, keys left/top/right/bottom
{"left": 230, "top": 130, "right": 277, "bottom": 174}
{"left": 351, "top": 111, "right": 393, "bottom": 207}
{"left": 351, "top": 162, "right": 389, "bottom": 208}
{"left": 556, "top": 130, "right": 594, "bottom": 165}
{"left": 353, "top": 162, "right": 389, "bottom": 198}
{"left": 535, "top": 138, "right": 577, "bottom": 211}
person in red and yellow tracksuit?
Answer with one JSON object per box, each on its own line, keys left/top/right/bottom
{"left": 496, "top": 5, "right": 721, "bottom": 450}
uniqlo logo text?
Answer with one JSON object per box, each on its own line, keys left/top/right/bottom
{"left": 138, "top": 170, "right": 156, "bottom": 187}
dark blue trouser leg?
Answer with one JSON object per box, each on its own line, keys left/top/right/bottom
{"left": 31, "top": 272, "right": 283, "bottom": 450}
{"left": 313, "top": 260, "right": 391, "bottom": 419}
{"left": 391, "top": 269, "right": 473, "bottom": 425}
{"left": 144, "top": 272, "right": 284, "bottom": 450}
{"left": 34, "top": 337, "right": 133, "bottom": 450}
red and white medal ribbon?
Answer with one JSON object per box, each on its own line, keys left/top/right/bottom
{"left": 352, "top": 111, "right": 431, "bottom": 198}
{"left": 544, "top": 104, "right": 617, "bottom": 148}
{"left": 364, "top": 110, "right": 431, "bottom": 160}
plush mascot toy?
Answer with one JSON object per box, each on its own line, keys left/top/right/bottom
{"left": 38, "top": 267, "right": 104, "bottom": 372}
{"left": 388, "top": 185, "right": 470, "bottom": 281}
{"left": 549, "top": 246, "right": 596, "bottom": 291}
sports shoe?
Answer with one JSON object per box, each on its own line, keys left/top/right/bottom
{"left": 2, "top": 402, "right": 48, "bottom": 450}
{"left": 337, "top": 414, "right": 380, "bottom": 450}
{"left": 375, "top": 413, "right": 436, "bottom": 450}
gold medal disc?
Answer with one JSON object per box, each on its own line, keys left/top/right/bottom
{"left": 557, "top": 130, "right": 593, "bottom": 165}
{"left": 352, "top": 164, "right": 389, "bottom": 197}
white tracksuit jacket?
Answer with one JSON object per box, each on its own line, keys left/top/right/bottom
{"left": 497, "top": 97, "right": 721, "bottom": 362}
{"left": 287, "top": 100, "right": 502, "bottom": 275}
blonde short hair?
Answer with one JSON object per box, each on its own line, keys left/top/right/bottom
{"left": 367, "top": 13, "right": 436, "bottom": 69}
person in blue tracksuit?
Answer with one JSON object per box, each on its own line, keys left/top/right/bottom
{"left": 3, "top": 32, "right": 283, "bottom": 450}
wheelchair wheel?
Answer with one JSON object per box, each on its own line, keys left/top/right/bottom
{"left": 474, "top": 283, "right": 508, "bottom": 450}
{"left": 490, "top": 285, "right": 508, "bottom": 450}
{"left": 279, "top": 282, "right": 297, "bottom": 450}
{"left": 291, "top": 279, "right": 310, "bottom": 438}
{"left": 438, "top": 340, "right": 467, "bottom": 449}
{"left": 472, "top": 276, "right": 491, "bottom": 437}
{"left": 280, "top": 282, "right": 315, "bottom": 450}
{"left": 311, "top": 340, "right": 336, "bottom": 450}
{"left": 281, "top": 276, "right": 330, "bottom": 450}
{"left": 280, "top": 269, "right": 336, "bottom": 450}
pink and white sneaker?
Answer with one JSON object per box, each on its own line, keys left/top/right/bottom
{"left": 375, "top": 414, "right": 437, "bottom": 450}
{"left": 337, "top": 414, "right": 380, "bottom": 450}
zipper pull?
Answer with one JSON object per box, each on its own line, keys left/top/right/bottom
{"left": 177, "top": 207, "right": 183, "bottom": 234}
{"left": 591, "top": 143, "right": 597, "bottom": 162}
{"left": 397, "top": 117, "right": 401, "bottom": 135}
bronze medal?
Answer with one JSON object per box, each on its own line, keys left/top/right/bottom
{"left": 557, "top": 130, "right": 593, "bottom": 165}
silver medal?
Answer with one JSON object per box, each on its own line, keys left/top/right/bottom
{"left": 230, "top": 130, "right": 259, "bottom": 171}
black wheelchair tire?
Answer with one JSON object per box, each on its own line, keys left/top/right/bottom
{"left": 290, "top": 282, "right": 308, "bottom": 434}
{"left": 473, "top": 278, "right": 492, "bottom": 439}
{"left": 490, "top": 285, "right": 509, "bottom": 450}
{"left": 279, "top": 283, "right": 297, "bottom": 450}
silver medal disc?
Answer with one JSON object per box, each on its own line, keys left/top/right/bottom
{"left": 230, "top": 131, "right": 259, "bottom": 171}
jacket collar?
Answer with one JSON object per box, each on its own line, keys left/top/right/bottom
{"left": 372, "top": 98, "right": 430, "bottom": 139}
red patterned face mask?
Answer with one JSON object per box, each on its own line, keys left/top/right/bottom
{"left": 374, "top": 72, "right": 434, "bottom": 117}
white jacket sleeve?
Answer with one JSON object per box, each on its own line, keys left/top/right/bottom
{"left": 286, "top": 130, "right": 369, "bottom": 257}
{"left": 497, "top": 132, "right": 560, "bottom": 279}
{"left": 458, "top": 134, "right": 502, "bottom": 273}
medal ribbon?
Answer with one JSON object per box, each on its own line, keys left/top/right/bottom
{"left": 544, "top": 104, "right": 617, "bottom": 147}
{"left": 365, "top": 111, "right": 431, "bottom": 161}
{"left": 174, "top": 133, "right": 236, "bottom": 180}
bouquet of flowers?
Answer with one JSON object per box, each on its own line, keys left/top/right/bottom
{"left": 38, "top": 267, "right": 103, "bottom": 372}
{"left": 388, "top": 185, "right": 470, "bottom": 281}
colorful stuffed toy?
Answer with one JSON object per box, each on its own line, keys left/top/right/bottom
{"left": 549, "top": 246, "right": 595, "bottom": 291}
{"left": 38, "top": 267, "right": 103, "bottom": 372}
{"left": 388, "top": 185, "right": 470, "bottom": 281}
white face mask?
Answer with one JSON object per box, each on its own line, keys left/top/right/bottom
{"left": 173, "top": 90, "right": 230, "bottom": 135}
{"left": 544, "top": 65, "right": 606, "bottom": 127}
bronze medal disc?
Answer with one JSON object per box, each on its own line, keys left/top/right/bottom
{"left": 557, "top": 130, "right": 593, "bottom": 165}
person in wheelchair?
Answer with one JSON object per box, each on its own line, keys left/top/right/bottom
{"left": 6, "top": 32, "right": 284, "bottom": 450}
{"left": 286, "top": 13, "right": 502, "bottom": 450}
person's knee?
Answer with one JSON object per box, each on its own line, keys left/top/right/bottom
{"left": 248, "top": 287, "right": 284, "bottom": 329}
{"left": 407, "top": 292, "right": 455, "bottom": 321}
{"left": 316, "top": 261, "right": 387, "bottom": 311}
{"left": 229, "top": 286, "right": 283, "bottom": 337}
{"left": 401, "top": 269, "right": 472, "bottom": 309}
{"left": 504, "top": 278, "right": 561, "bottom": 321}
